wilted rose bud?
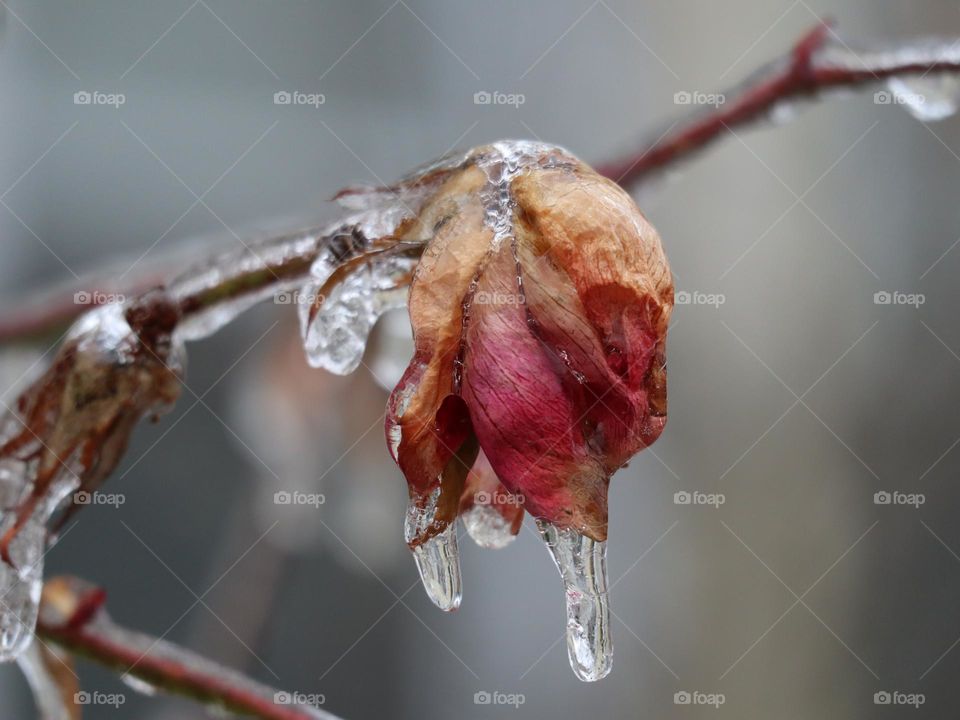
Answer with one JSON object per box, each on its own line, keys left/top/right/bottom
{"left": 298, "top": 140, "right": 672, "bottom": 680}
{"left": 380, "top": 141, "right": 672, "bottom": 679}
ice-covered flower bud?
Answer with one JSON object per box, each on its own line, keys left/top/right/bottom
{"left": 384, "top": 141, "right": 672, "bottom": 680}
{"left": 298, "top": 140, "right": 671, "bottom": 679}
{"left": 388, "top": 143, "right": 670, "bottom": 532}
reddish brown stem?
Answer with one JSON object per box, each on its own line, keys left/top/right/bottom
{"left": 2, "top": 22, "right": 960, "bottom": 346}
{"left": 36, "top": 577, "right": 339, "bottom": 720}
{"left": 596, "top": 20, "right": 960, "bottom": 185}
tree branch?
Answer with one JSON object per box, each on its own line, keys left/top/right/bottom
{"left": 2, "top": 21, "right": 960, "bottom": 346}
{"left": 36, "top": 577, "right": 340, "bottom": 720}
{"left": 596, "top": 20, "right": 960, "bottom": 185}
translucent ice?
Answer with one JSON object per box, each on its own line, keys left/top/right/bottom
{"left": 538, "top": 520, "right": 613, "bottom": 682}
{"left": 461, "top": 504, "right": 518, "bottom": 550}
{"left": 0, "top": 301, "right": 182, "bottom": 663}
{"left": 888, "top": 75, "right": 960, "bottom": 121}
{"left": 0, "top": 467, "right": 77, "bottom": 662}
{"left": 404, "top": 488, "right": 462, "bottom": 611}
{"left": 170, "top": 229, "right": 328, "bottom": 342}
{"left": 299, "top": 246, "right": 419, "bottom": 375}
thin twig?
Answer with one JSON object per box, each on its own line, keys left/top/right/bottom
{"left": 2, "top": 21, "right": 960, "bottom": 345}
{"left": 36, "top": 577, "right": 340, "bottom": 720}
{"left": 596, "top": 20, "right": 960, "bottom": 184}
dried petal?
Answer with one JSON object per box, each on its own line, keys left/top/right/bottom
{"left": 386, "top": 142, "right": 672, "bottom": 543}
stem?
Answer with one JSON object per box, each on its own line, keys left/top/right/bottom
{"left": 596, "top": 20, "right": 960, "bottom": 185}
{"left": 3, "top": 21, "right": 960, "bottom": 345}
{"left": 36, "top": 577, "right": 340, "bottom": 720}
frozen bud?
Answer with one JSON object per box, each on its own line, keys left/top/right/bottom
{"left": 0, "top": 292, "right": 185, "bottom": 566}
{"left": 387, "top": 141, "right": 672, "bottom": 546}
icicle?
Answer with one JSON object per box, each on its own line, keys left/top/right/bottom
{"left": 0, "top": 468, "right": 77, "bottom": 662}
{"left": 461, "top": 504, "right": 518, "bottom": 549}
{"left": 299, "top": 252, "right": 418, "bottom": 375}
{"left": 16, "top": 641, "right": 74, "bottom": 720}
{"left": 888, "top": 75, "right": 960, "bottom": 121}
{"left": 404, "top": 488, "right": 462, "bottom": 611}
{"left": 537, "top": 520, "right": 612, "bottom": 682}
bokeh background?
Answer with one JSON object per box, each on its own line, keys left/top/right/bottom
{"left": 1, "top": 1, "right": 959, "bottom": 718}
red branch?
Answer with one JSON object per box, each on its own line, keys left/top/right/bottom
{"left": 596, "top": 21, "right": 960, "bottom": 185}
{"left": 36, "top": 577, "right": 338, "bottom": 720}
{"left": 2, "top": 22, "right": 960, "bottom": 346}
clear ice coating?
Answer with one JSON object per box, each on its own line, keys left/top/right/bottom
{"left": 475, "top": 141, "right": 578, "bottom": 250}
{"left": 299, "top": 250, "right": 419, "bottom": 375}
{"left": 16, "top": 640, "right": 72, "bottom": 720}
{"left": 0, "top": 466, "right": 77, "bottom": 662}
{"left": 169, "top": 229, "right": 328, "bottom": 342}
{"left": 537, "top": 520, "right": 613, "bottom": 682}
{"left": 0, "top": 302, "right": 183, "bottom": 663}
{"left": 461, "top": 504, "right": 518, "bottom": 549}
{"left": 405, "top": 488, "right": 462, "bottom": 611}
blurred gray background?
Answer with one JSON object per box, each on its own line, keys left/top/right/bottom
{"left": 1, "top": 1, "right": 960, "bottom": 718}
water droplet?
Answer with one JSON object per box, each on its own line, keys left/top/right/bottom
{"left": 888, "top": 75, "right": 960, "bottom": 121}
{"left": 461, "top": 504, "right": 518, "bottom": 549}
{"left": 404, "top": 489, "right": 461, "bottom": 611}
{"left": 537, "top": 520, "right": 612, "bottom": 681}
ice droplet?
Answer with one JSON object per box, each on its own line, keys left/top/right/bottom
{"left": 404, "top": 489, "right": 462, "bottom": 611}
{"left": 537, "top": 520, "right": 612, "bottom": 682}
{"left": 299, "top": 250, "right": 418, "bottom": 375}
{"left": 461, "top": 504, "right": 518, "bottom": 549}
{"left": 888, "top": 75, "right": 960, "bottom": 121}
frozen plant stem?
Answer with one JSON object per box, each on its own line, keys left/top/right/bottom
{"left": 3, "top": 22, "right": 960, "bottom": 344}
{"left": 599, "top": 20, "right": 960, "bottom": 183}
{"left": 36, "top": 577, "right": 341, "bottom": 720}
